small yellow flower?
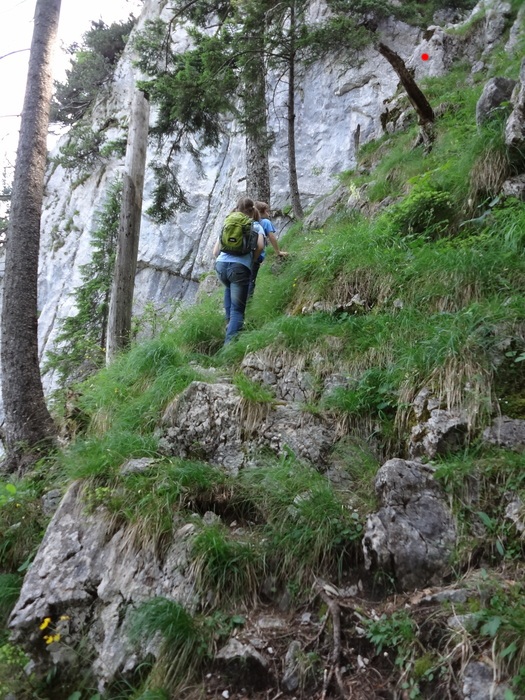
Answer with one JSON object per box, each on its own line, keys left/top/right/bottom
{"left": 43, "top": 633, "right": 60, "bottom": 645}
{"left": 39, "top": 617, "right": 52, "bottom": 630}
{"left": 59, "top": 615, "right": 70, "bottom": 621}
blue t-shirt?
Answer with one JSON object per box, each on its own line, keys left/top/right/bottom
{"left": 256, "top": 218, "right": 275, "bottom": 262}
{"left": 260, "top": 218, "right": 275, "bottom": 235}
{"left": 216, "top": 220, "right": 264, "bottom": 269}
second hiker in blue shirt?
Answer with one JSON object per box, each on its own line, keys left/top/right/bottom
{"left": 248, "top": 201, "right": 288, "bottom": 298}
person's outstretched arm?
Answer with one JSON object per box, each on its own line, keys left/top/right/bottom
{"left": 268, "top": 231, "right": 288, "bottom": 257}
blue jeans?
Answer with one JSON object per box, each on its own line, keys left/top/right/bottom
{"left": 248, "top": 252, "right": 265, "bottom": 297}
{"left": 215, "top": 261, "right": 251, "bottom": 343}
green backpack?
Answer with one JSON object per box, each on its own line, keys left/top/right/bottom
{"left": 219, "top": 212, "right": 258, "bottom": 255}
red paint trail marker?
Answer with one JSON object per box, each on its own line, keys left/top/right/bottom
{"left": 421, "top": 53, "right": 430, "bottom": 61}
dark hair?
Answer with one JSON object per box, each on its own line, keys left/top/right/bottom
{"left": 236, "top": 196, "right": 260, "bottom": 220}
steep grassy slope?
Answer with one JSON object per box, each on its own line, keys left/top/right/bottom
{"left": 1, "top": 25, "right": 525, "bottom": 700}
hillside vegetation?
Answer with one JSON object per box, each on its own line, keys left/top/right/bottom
{"left": 1, "top": 15, "right": 525, "bottom": 700}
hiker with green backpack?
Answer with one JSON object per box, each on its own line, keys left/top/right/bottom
{"left": 213, "top": 197, "right": 265, "bottom": 344}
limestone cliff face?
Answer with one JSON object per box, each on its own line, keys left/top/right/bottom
{"left": 4, "top": 0, "right": 517, "bottom": 393}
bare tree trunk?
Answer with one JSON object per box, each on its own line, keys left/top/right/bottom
{"left": 246, "top": 130, "right": 271, "bottom": 204}
{"left": 377, "top": 42, "right": 435, "bottom": 151}
{"left": 288, "top": 1, "right": 303, "bottom": 219}
{"left": 1, "top": 0, "right": 61, "bottom": 473}
{"left": 106, "top": 88, "right": 150, "bottom": 363}
{"left": 246, "top": 51, "right": 270, "bottom": 202}
{"left": 244, "top": 26, "right": 271, "bottom": 203}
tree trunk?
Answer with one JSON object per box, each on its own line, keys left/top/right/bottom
{"left": 245, "top": 49, "right": 270, "bottom": 202}
{"left": 244, "top": 25, "right": 271, "bottom": 203}
{"left": 288, "top": 1, "right": 303, "bottom": 219}
{"left": 377, "top": 42, "right": 435, "bottom": 151}
{"left": 246, "top": 130, "right": 270, "bottom": 204}
{"left": 1, "top": 0, "right": 61, "bottom": 473}
{"left": 106, "top": 88, "right": 150, "bottom": 363}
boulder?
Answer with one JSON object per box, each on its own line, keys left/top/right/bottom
{"left": 476, "top": 77, "right": 516, "bottom": 126}
{"left": 409, "top": 408, "right": 469, "bottom": 459}
{"left": 462, "top": 660, "right": 510, "bottom": 700}
{"left": 158, "top": 381, "right": 335, "bottom": 471}
{"left": 505, "top": 58, "right": 525, "bottom": 150}
{"left": 363, "top": 459, "right": 456, "bottom": 589}
{"left": 482, "top": 416, "right": 525, "bottom": 451}
{"left": 9, "top": 480, "right": 199, "bottom": 691}
{"left": 501, "top": 174, "right": 525, "bottom": 200}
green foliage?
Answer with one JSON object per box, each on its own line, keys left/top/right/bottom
{"left": 173, "top": 295, "right": 225, "bottom": 355}
{"left": 51, "top": 124, "right": 107, "bottom": 175}
{"left": 464, "top": 578, "right": 525, "bottom": 695}
{"left": 0, "top": 478, "right": 46, "bottom": 573}
{"left": 44, "top": 178, "right": 122, "bottom": 385}
{"left": 237, "top": 456, "right": 365, "bottom": 585}
{"left": 365, "top": 610, "right": 416, "bottom": 653}
{"left": 129, "top": 599, "right": 245, "bottom": 696}
{"left": 233, "top": 372, "right": 275, "bottom": 403}
{"left": 322, "top": 367, "right": 399, "bottom": 418}
{"left": 83, "top": 459, "right": 228, "bottom": 549}
{"left": 434, "top": 449, "right": 525, "bottom": 564}
{"left": 0, "top": 574, "right": 22, "bottom": 641}
{"left": 129, "top": 598, "right": 204, "bottom": 693}
{"left": 51, "top": 19, "right": 136, "bottom": 124}
{"left": 364, "top": 611, "right": 443, "bottom": 698}
{"left": 388, "top": 177, "right": 454, "bottom": 240}
{"left": 56, "top": 331, "right": 202, "bottom": 478}
{"left": 132, "top": 18, "right": 237, "bottom": 222}
{"left": 0, "top": 642, "right": 33, "bottom": 699}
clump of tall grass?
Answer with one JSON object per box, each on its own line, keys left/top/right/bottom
{"left": 128, "top": 598, "right": 205, "bottom": 694}
{"left": 79, "top": 459, "right": 231, "bottom": 554}
{"left": 190, "top": 521, "right": 264, "bottom": 607}
{"left": 236, "top": 455, "right": 366, "bottom": 587}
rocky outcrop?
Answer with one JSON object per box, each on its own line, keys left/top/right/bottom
{"left": 8, "top": 478, "right": 199, "bottom": 691}
{"left": 505, "top": 58, "right": 525, "bottom": 150}
{"left": 241, "top": 351, "right": 317, "bottom": 403}
{"left": 483, "top": 415, "right": 525, "bottom": 451}
{"left": 408, "top": 388, "right": 469, "bottom": 459}
{"left": 157, "top": 380, "right": 334, "bottom": 472}
{"left": 462, "top": 661, "right": 511, "bottom": 700}
{"left": 363, "top": 459, "right": 457, "bottom": 590}
{"left": 476, "top": 76, "right": 517, "bottom": 126}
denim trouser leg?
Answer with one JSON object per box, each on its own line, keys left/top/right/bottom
{"left": 248, "top": 259, "right": 261, "bottom": 297}
{"left": 215, "top": 261, "right": 251, "bottom": 343}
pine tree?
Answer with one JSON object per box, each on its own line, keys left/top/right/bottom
{"left": 50, "top": 18, "right": 136, "bottom": 125}
{"left": 1, "top": 0, "right": 61, "bottom": 472}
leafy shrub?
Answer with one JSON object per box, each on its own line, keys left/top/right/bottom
{"left": 389, "top": 180, "right": 454, "bottom": 240}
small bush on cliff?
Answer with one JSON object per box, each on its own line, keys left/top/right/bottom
{"left": 51, "top": 18, "right": 136, "bottom": 125}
